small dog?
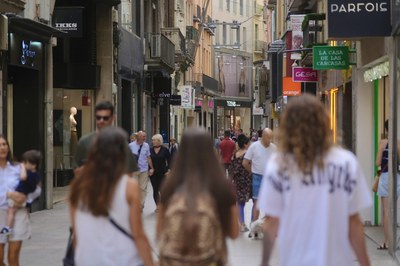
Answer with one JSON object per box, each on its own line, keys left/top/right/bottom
{"left": 248, "top": 219, "right": 264, "bottom": 240}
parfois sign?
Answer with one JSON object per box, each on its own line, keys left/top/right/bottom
{"left": 313, "top": 46, "right": 349, "bottom": 70}
{"left": 327, "top": 0, "right": 391, "bottom": 37}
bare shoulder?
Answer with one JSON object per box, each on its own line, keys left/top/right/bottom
{"left": 126, "top": 178, "right": 140, "bottom": 203}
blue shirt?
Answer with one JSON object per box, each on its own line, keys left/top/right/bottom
{"left": 0, "top": 162, "right": 21, "bottom": 209}
{"left": 129, "top": 141, "right": 151, "bottom": 172}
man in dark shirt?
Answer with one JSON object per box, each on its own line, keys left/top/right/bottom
{"left": 74, "top": 101, "right": 137, "bottom": 174}
{"left": 219, "top": 130, "right": 236, "bottom": 174}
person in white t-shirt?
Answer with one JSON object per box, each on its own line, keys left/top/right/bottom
{"left": 259, "top": 94, "right": 371, "bottom": 266}
{"left": 243, "top": 128, "right": 276, "bottom": 225}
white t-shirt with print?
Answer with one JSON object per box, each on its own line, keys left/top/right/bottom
{"left": 258, "top": 147, "right": 372, "bottom": 266}
{"left": 244, "top": 141, "right": 276, "bottom": 175}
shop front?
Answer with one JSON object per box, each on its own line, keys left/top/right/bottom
{"left": 213, "top": 99, "right": 252, "bottom": 138}
{"left": 4, "top": 16, "right": 61, "bottom": 210}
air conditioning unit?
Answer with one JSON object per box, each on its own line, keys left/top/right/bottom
{"left": 151, "top": 35, "right": 161, "bottom": 58}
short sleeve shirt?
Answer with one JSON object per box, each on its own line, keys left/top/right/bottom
{"left": 129, "top": 141, "right": 151, "bottom": 172}
{"left": 244, "top": 141, "right": 276, "bottom": 175}
{"left": 219, "top": 138, "right": 236, "bottom": 164}
{"left": 0, "top": 162, "right": 21, "bottom": 209}
{"left": 258, "top": 147, "right": 372, "bottom": 266}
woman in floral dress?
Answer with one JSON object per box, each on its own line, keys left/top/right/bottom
{"left": 230, "top": 134, "right": 252, "bottom": 232}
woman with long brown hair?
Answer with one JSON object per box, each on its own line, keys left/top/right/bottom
{"left": 259, "top": 94, "right": 371, "bottom": 266}
{"left": 157, "top": 128, "right": 239, "bottom": 265}
{"left": 69, "top": 127, "right": 153, "bottom": 266}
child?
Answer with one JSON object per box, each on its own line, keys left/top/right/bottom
{"left": 0, "top": 150, "right": 41, "bottom": 235}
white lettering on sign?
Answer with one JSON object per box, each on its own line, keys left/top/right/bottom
{"left": 330, "top": 2, "right": 388, "bottom": 13}
{"left": 295, "top": 71, "right": 317, "bottom": 78}
{"left": 21, "top": 40, "right": 36, "bottom": 66}
{"left": 227, "top": 101, "right": 236, "bottom": 107}
{"left": 55, "top": 23, "right": 78, "bottom": 30}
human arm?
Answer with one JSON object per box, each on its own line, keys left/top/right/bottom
{"left": 261, "top": 216, "right": 279, "bottom": 266}
{"left": 156, "top": 204, "right": 165, "bottom": 239}
{"left": 127, "top": 179, "right": 154, "bottom": 266}
{"left": 26, "top": 184, "right": 42, "bottom": 204}
{"left": 148, "top": 156, "right": 155, "bottom": 176}
{"left": 242, "top": 158, "right": 252, "bottom": 173}
{"left": 349, "top": 214, "right": 370, "bottom": 266}
{"left": 375, "top": 139, "right": 387, "bottom": 166}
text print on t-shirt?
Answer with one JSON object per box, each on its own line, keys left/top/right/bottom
{"left": 268, "top": 162, "right": 357, "bottom": 195}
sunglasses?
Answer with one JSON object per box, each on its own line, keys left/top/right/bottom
{"left": 95, "top": 115, "right": 111, "bottom": 121}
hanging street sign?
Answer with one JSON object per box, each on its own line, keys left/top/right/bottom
{"left": 292, "top": 67, "right": 318, "bottom": 82}
{"left": 313, "top": 46, "right": 349, "bottom": 70}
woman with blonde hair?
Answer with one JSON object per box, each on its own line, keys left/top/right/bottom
{"left": 157, "top": 128, "right": 239, "bottom": 265}
{"left": 149, "top": 134, "right": 170, "bottom": 212}
{"left": 259, "top": 94, "right": 371, "bottom": 266}
{"left": 69, "top": 127, "right": 153, "bottom": 266}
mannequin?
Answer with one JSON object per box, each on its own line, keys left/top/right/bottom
{"left": 69, "top": 107, "right": 78, "bottom": 158}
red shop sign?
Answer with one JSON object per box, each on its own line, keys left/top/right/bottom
{"left": 292, "top": 67, "right": 318, "bottom": 83}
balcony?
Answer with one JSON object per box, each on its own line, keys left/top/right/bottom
{"left": 0, "top": 0, "right": 26, "bottom": 13}
{"left": 302, "top": 13, "right": 326, "bottom": 48}
{"left": 145, "top": 33, "right": 175, "bottom": 72}
{"left": 161, "top": 28, "right": 186, "bottom": 63}
{"left": 254, "top": 40, "right": 267, "bottom": 53}
{"left": 186, "top": 26, "right": 199, "bottom": 61}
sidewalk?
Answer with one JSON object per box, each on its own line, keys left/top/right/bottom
{"left": 18, "top": 187, "right": 398, "bottom": 266}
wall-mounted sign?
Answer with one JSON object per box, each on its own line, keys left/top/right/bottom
{"left": 290, "top": 15, "right": 305, "bottom": 60}
{"left": 327, "top": 0, "right": 391, "bottom": 37}
{"left": 179, "top": 85, "right": 195, "bottom": 109}
{"left": 53, "top": 7, "right": 84, "bottom": 37}
{"left": 253, "top": 107, "right": 264, "bottom": 115}
{"left": 169, "top": 95, "right": 182, "bottom": 106}
{"left": 282, "top": 77, "right": 301, "bottom": 96}
{"left": 9, "top": 34, "right": 43, "bottom": 69}
{"left": 313, "top": 46, "right": 349, "bottom": 70}
{"left": 292, "top": 67, "right": 318, "bottom": 82}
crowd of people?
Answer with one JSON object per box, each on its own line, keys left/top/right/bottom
{"left": 63, "top": 95, "right": 376, "bottom": 266}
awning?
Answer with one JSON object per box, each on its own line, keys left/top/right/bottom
{"left": 288, "top": 0, "right": 317, "bottom": 12}
{"left": 8, "top": 15, "right": 66, "bottom": 42}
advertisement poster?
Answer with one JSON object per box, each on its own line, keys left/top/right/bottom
{"left": 290, "top": 15, "right": 305, "bottom": 60}
{"left": 215, "top": 53, "right": 251, "bottom": 98}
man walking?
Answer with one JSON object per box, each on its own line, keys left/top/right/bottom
{"left": 129, "top": 131, "right": 154, "bottom": 209}
{"left": 219, "top": 130, "right": 236, "bottom": 175}
{"left": 243, "top": 128, "right": 276, "bottom": 224}
{"left": 74, "top": 101, "right": 137, "bottom": 173}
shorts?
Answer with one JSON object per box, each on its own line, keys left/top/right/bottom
{"left": 8, "top": 199, "right": 26, "bottom": 208}
{"left": 252, "top": 173, "right": 263, "bottom": 199}
{"left": 378, "top": 172, "right": 400, "bottom": 197}
{"left": 0, "top": 208, "right": 31, "bottom": 243}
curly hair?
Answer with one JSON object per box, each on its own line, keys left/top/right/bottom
{"left": 278, "top": 94, "right": 333, "bottom": 173}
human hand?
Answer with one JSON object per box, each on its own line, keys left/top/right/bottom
{"left": 149, "top": 169, "right": 155, "bottom": 176}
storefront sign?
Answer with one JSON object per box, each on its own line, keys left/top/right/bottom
{"left": 283, "top": 77, "right": 301, "bottom": 96}
{"left": 313, "top": 46, "right": 349, "bottom": 70}
{"left": 169, "top": 95, "right": 181, "bottom": 106}
{"left": 53, "top": 7, "right": 83, "bottom": 37}
{"left": 292, "top": 67, "right": 318, "bottom": 82}
{"left": 253, "top": 107, "right": 264, "bottom": 115}
{"left": 9, "top": 34, "right": 43, "bottom": 69}
{"left": 327, "top": 0, "right": 391, "bottom": 37}
{"left": 290, "top": 15, "right": 305, "bottom": 60}
{"left": 179, "top": 85, "right": 195, "bottom": 109}
{"left": 227, "top": 101, "right": 237, "bottom": 107}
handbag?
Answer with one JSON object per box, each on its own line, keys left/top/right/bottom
{"left": 62, "top": 227, "right": 74, "bottom": 266}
